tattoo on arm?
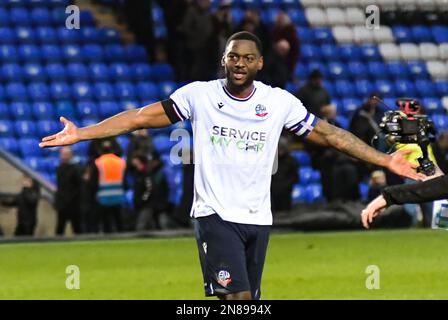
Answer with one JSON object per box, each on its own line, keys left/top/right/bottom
{"left": 313, "top": 120, "right": 388, "bottom": 167}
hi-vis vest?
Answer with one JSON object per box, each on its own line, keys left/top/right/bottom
{"left": 95, "top": 153, "right": 126, "bottom": 206}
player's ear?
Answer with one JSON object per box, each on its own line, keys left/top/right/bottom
{"left": 221, "top": 55, "right": 225, "bottom": 67}
{"left": 257, "top": 56, "right": 264, "bottom": 71}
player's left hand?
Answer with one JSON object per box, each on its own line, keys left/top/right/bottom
{"left": 386, "top": 149, "right": 426, "bottom": 181}
{"left": 361, "top": 195, "right": 387, "bottom": 229}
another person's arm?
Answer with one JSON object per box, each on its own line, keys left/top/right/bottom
{"left": 39, "top": 101, "right": 173, "bottom": 148}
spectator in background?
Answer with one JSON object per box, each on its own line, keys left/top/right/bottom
{"left": 1, "top": 175, "right": 40, "bottom": 236}
{"left": 55, "top": 147, "right": 82, "bottom": 236}
{"left": 295, "top": 69, "right": 331, "bottom": 119}
{"left": 433, "top": 131, "right": 448, "bottom": 174}
{"left": 271, "top": 137, "right": 298, "bottom": 213}
{"left": 258, "top": 39, "right": 290, "bottom": 89}
{"left": 87, "top": 137, "right": 122, "bottom": 161}
{"left": 213, "top": 1, "right": 234, "bottom": 78}
{"left": 271, "top": 11, "right": 300, "bottom": 76}
{"left": 92, "top": 141, "right": 126, "bottom": 233}
{"left": 181, "top": 0, "right": 217, "bottom": 80}
{"left": 126, "top": 129, "right": 154, "bottom": 168}
{"left": 173, "top": 149, "right": 194, "bottom": 228}
{"left": 367, "top": 170, "right": 387, "bottom": 202}
{"left": 305, "top": 104, "right": 360, "bottom": 202}
{"left": 80, "top": 163, "right": 97, "bottom": 233}
{"left": 236, "top": 9, "right": 271, "bottom": 54}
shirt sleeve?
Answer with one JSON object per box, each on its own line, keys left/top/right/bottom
{"left": 382, "top": 175, "right": 448, "bottom": 206}
{"left": 283, "top": 91, "right": 320, "bottom": 138}
{"left": 168, "top": 82, "right": 198, "bottom": 122}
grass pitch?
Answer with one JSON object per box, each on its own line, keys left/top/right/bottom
{"left": 0, "top": 229, "right": 447, "bottom": 300}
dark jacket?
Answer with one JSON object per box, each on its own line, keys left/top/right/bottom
{"left": 271, "top": 154, "right": 299, "bottom": 211}
{"left": 56, "top": 162, "right": 81, "bottom": 211}
{"left": 133, "top": 162, "right": 169, "bottom": 213}
{"left": 295, "top": 84, "right": 331, "bottom": 118}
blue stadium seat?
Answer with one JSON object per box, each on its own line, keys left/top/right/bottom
{"left": 394, "top": 79, "right": 416, "bottom": 97}
{"left": 307, "top": 62, "right": 329, "bottom": 78}
{"left": 104, "top": 44, "right": 126, "bottom": 62}
{"left": 411, "top": 26, "right": 433, "bottom": 42}
{"left": 347, "top": 61, "right": 368, "bottom": 79}
{"left": 323, "top": 81, "right": 335, "bottom": 97}
{"left": 80, "top": 27, "right": 100, "bottom": 44}
{"left": 387, "top": 62, "right": 409, "bottom": 79}
{"left": 19, "top": 138, "right": 42, "bottom": 157}
{"left": 0, "top": 102, "right": 9, "bottom": 120}
{"left": 300, "top": 44, "right": 321, "bottom": 62}
{"left": 0, "top": 45, "right": 18, "bottom": 63}
{"left": 77, "top": 101, "right": 98, "bottom": 119}
{"left": 48, "top": 0, "right": 72, "bottom": 8}
{"left": 82, "top": 44, "right": 104, "bottom": 62}
{"left": 98, "top": 101, "right": 121, "bottom": 118}
{"left": 116, "top": 135, "right": 130, "bottom": 153}
{"left": 285, "top": 81, "right": 299, "bottom": 94}
{"left": 291, "top": 150, "right": 310, "bottom": 166}
{"left": 432, "top": 26, "right": 448, "bottom": 44}
{"left": 415, "top": 80, "right": 436, "bottom": 97}
{"left": 72, "top": 82, "right": 93, "bottom": 100}
{"left": 36, "top": 120, "right": 59, "bottom": 138}
{"left": 51, "top": 6, "right": 68, "bottom": 25}
{"left": 328, "top": 62, "right": 349, "bottom": 79}
{"left": 24, "top": 64, "right": 46, "bottom": 82}
{"left": 6, "top": 83, "right": 28, "bottom": 101}
{"left": 152, "top": 63, "right": 175, "bottom": 82}
{"left": 109, "top": 63, "right": 132, "bottom": 81}
{"left": 261, "top": 8, "right": 281, "bottom": 25}
{"left": 33, "top": 102, "right": 54, "bottom": 120}
{"left": 0, "top": 85, "right": 4, "bottom": 101}
{"left": 115, "top": 82, "right": 136, "bottom": 100}
{"left": 153, "top": 135, "right": 174, "bottom": 154}
{"left": 0, "top": 137, "right": 19, "bottom": 154}
{"left": 314, "top": 27, "right": 334, "bottom": 44}
{"left": 375, "top": 80, "right": 395, "bottom": 98}
{"left": 10, "top": 8, "right": 30, "bottom": 26}
{"left": 291, "top": 184, "right": 306, "bottom": 204}
{"left": 432, "top": 114, "right": 448, "bottom": 130}
{"left": 136, "top": 82, "right": 158, "bottom": 100}
{"left": 50, "top": 82, "right": 72, "bottom": 100}
{"left": 18, "top": 45, "right": 42, "bottom": 62}
{"left": 296, "top": 27, "right": 314, "bottom": 44}
{"left": 119, "top": 100, "right": 140, "bottom": 111}
{"left": 335, "top": 80, "right": 355, "bottom": 98}
{"left": 41, "top": 45, "right": 62, "bottom": 62}
{"left": 0, "top": 28, "right": 15, "bottom": 44}
{"left": 360, "top": 45, "right": 382, "bottom": 61}
{"left": 0, "top": 8, "right": 9, "bottom": 26}
{"left": 36, "top": 27, "right": 58, "bottom": 44}
{"left": 408, "top": 62, "right": 429, "bottom": 79}
{"left": 28, "top": 82, "right": 49, "bottom": 101}
{"left": 435, "top": 81, "right": 448, "bottom": 97}
{"left": 339, "top": 45, "right": 362, "bottom": 61}
{"left": 125, "top": 45, "right": 148, "bottom": 62}
{"left": 240, "top": 0, "right": 260, "bottom": 8}
{"left": 94, "top": 83, "right": 115, "bottom": 101}
{"left": 0, "top": 120, "right": 14, "bottom": 137}
{"left": 336, "top": 115, "right": 349, "bottom": 129}
{"left": 15, "top": 27, "right": 35, "bottom": 44}
{"left": 299, "top": 167, "right": 314, "bottom": 184}
{"left": 98, "top": 28, "right": 121, "bottom": 44}
{"left": 15, "top": 120, "right": 37, "bottom": 137}
{"left": 320, "top": 44, "right": 339, "bottom": 61}
{"left": 288, "top": 9, "right": 307, "bottom": 27}
{"left": 422, "top": 98, "right": 443, "bottom": 115}
{"left": 158, "top": 81, "right": 177, "bottom": 98}
{"left": 45, "top": 64, "right": 66, "bottom": 81}
{"left": 131, "top": 63, "right": 152, "bottom": 81}
{"left": 341, "top": 98, "right": 361, "bottom": 116}
{"left": 1, "top": 64, "right": 23, "bottom": 82}
{"left": 294, "top": 63, "right": 307, "bottom": 79}
{"left": 306, "top": 184, "right": 324, "bottom": 203}
{"left": 67, "top": 63, "right": 89, "bottom": 81}
{"left": 10, "top": 102, "right": 31, "bottom": 120}
{"left": 55, "top": 101, "right": 76, "bottom": 118}
{"left": 88, "top": 63, "right": 110, "bottom": 82}
{"left": 367, "top": 62, "right": 387, "bottom": 79}
{"left": 359, "top": 182, "right": 369, "bottom": 202}
{"left": 25, "top": 157, "right": 47, "bottom": 172}
{"left": 80, "top": 10, "right": 95, "bottom": 26}
{"left": 31, "top": 8, "right": 51, "bottom": 26}
{"left": 392, "top": 26, "right": 413, "bottom": 43}
{"left": 62, "top": 45, "right": 83, "bottom": 62}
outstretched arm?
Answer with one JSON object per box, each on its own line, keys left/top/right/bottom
{"left": 39, "top": 102, "right": 172, "bottom": 148}
{"left": 305, "top": 119, "right": 424, "bottom": 181}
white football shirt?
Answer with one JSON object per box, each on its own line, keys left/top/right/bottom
{"left": 169, "top": 79, "right": 318, "bottom": 225}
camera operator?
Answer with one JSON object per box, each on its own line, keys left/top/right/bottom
{"left": 362, "top": 166, "right": 445, "bottom": 229}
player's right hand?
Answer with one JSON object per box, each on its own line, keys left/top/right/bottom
{"left": 39, "top": 117, "right": 80, "bottom": 148}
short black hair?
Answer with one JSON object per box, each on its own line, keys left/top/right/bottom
{"left": 225, "top": 31, "right": 263, "bottom": 55}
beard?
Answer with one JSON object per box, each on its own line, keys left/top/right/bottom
{"left": 225, "top": 66, "right": 258, "bottom": 91}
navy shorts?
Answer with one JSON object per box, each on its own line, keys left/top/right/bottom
{"left": 193, "top": 214, "right": 270, "bottom": 300}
